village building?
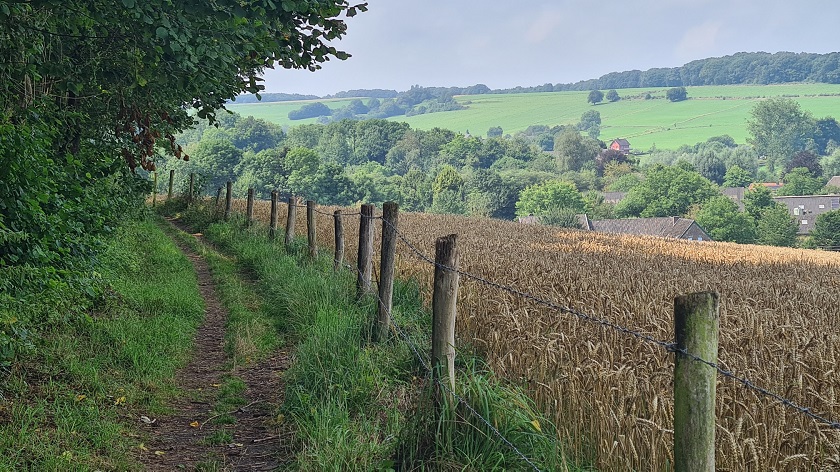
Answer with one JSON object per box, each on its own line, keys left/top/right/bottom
{"left": 773, "top": 194, "right": 840, "bottom": 234}
{"left": 609, "top": 138, "right": 631, "bottom": 154}
{"left": 578, "top": 215, "right": 712, "bottom": 241}
{"left": 721, "top": 186, "right": 746, "bottom": 210}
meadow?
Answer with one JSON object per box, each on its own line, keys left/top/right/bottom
{"left": 228, "top": 83, "right": 840, "bottom": 150}
{"left": 230, "top": 196, "right": 840, "bottom": 471}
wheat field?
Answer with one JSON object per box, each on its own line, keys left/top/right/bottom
{"left": 233, "top": 197, "right": 840, "bottom": 471}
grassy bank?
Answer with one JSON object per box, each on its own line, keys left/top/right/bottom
{"left": 172, "top": 201, "right": 582, "bottom": 471}
{"left": 0, "top": 217, "right": 205, "bottom": 471}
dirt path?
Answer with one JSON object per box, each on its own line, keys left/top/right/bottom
{"left": 137, "top": 219, "right": 293, "bottom": 471}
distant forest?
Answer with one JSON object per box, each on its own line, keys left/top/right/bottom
{"left": 240, "top": 51, "right": 840, "bottom": 103}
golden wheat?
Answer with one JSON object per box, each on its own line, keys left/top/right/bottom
{"left": 237, "top": 197, "right": 840, "bottom": 471}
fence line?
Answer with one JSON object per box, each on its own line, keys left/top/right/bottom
{"left": 175, "top": 183, "right": 840, "bottom": 468}
{"left": 378, "top": 217, "right": 840, "bottom": 432}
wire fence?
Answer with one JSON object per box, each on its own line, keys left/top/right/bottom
{"left": 380, "top": 217, "right": 840, "bottom": 432}
{"left": 191, "top": 188, "right": 840, "bottom": 468}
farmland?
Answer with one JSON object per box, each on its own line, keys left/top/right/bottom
{"left": 227, "top": 83, "right": 840, "bottom": 150}
{"left": 236, "top": 196, "right": 840, "bottom": 471}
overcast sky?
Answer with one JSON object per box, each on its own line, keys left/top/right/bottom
{"left": 260, "top": 0, "right": 840, "bottom": 96}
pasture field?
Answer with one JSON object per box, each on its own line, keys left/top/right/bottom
{"left": 232, "top": 196, "right": 840, "bottom": 471}
{"left": 226, "top": 97, "right": 358, "bottom": 127}
{"left": 229, "top": 83, "right": 840, "bottom": 150}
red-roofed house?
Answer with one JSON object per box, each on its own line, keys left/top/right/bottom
{"left": 609, "top": 139, "right": 631, "bottom": 154}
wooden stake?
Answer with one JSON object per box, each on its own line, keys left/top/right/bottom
{"left": 152, "top": 171, "right": 157, "bottom": 207}
{"left": 333, "top": 210, "right": 344, "bottom": 271}
{"left": 246, "top": 188, "right": 255, "bottom": 227}
{"left": 187, "top": 172, "right": 195, "bottom": 206}
{"left": 356, "top": 204, "right": 375, "bottom": 299}
{"left": 284, "top": 197, "right": 296, "bottom": 248}
{"left": 432, "top": 234, "right": 459, "bottom": 419}
{"left": 224, "top": 181, "right": 232, "bottom": 221}
{"left": 307, "top": 200, "right": 317, "bottom": 259}
{"left": 674, "top": 292, "right": 719, "bottom": 472}
{"left": 375, "top": 202, "right": 399, "bottom": 342}
{"left": 269, "top": 191, "right": 278, "bottom": 240}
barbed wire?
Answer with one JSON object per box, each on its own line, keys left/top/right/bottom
{"left": 341, "top": 258, "right": 543, "bottom": 471}
{"left": 381, "top": 218, "right": 840, "bottom": 432}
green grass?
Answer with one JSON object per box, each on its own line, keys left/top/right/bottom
{"left": 173, "top": 201, "right": 585, "bottom": 471}
{"left": 227, "top": 97, "right": 361, "bottom": 128}
{"left": 229, "top": 84, "right": 840, "bottom": 151}
{"left": 0, "top": 217, "right": 205, "bottom": 471}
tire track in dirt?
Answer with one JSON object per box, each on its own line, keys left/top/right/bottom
{"left": 136, "top": 218, "right": 294, "bottom": 471}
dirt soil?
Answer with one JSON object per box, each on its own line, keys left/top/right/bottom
{"left": 137, "top": 218, "right": 294, "bottom": 471}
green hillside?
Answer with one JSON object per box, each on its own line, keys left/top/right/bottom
{"left": 229, "top": 84, "right": 840, "bottom": 150}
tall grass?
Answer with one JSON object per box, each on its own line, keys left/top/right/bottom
{"left": 0, "top": 217, "right": 205, "bottom": 471}
{"left": 177, "top": 200, "right": 579, "bottom": 470}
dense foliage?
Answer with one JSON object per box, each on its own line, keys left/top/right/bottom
{"left": 0, "top": 0, "right": 365, "bottom": 363}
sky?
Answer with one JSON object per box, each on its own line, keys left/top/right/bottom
{"left": 261, "top": 0, "right": 840, "bottom": 97}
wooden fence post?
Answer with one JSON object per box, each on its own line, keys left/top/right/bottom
{"left": 307, "top": 200, "right": 317, "bottom": 259}
{"left": 269, "top": 191, "right": 278, "bottom": 240}
{"left": 167, "top": 169, "right": 174, "bottom": 199}
{"left": 187, "top": 172, "right": 195, "bottom": 205}
{"left": 432, "top": 234, "right": 459, "bottom": 423}
{"left": 356, "top": 204, "right": 375, "bottom": 299}
{"left": 246, "top": 188, "right": 255, "bottom": 227}
{"left": 152, "top": 171, "right": 157, "bottom": 207}
{"left": 215, "top": 187, "right": 222, "bottom": 211}
{"left": 333, "top": 210, "right": 344, "bottom": 271}
{"left": 374, "top": 202, "right": 399, "bottom": 342}
{"left": 284, "top": 197, "right": 296, "bottom": 248}
{"left": 224, "top": 181, "right": 232, "bottom": 221}
{"left": 674, "top": 292, "right": 719, "bottom": 472}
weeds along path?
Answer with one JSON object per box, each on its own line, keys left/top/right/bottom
{"left": 138, "top": 217, "right": 292, "bottom": 471}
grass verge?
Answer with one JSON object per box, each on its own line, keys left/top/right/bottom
{"left": 171, "top": 200, "right": 587, "bottom": 471}
{"left": 0, "top": 216, "right": 205, "bottom": 471}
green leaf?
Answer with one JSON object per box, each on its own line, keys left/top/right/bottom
{"left": 155, "top": 27, "right": 168, "bottom": 39}
{"left": 122, "top": 0, "right": 135, "bottom": 7}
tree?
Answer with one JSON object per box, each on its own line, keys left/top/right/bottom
{"left": 693, "top": 152, "right": 726, "bottom": 185}
{"left": 554, "top": 129, "right": 601, "bottom": 172}
{"left": 595, "top": 149, "right": 632, "bottom": 177}
{"left": 666, "top": 87, "right": 688, "bottom": 102}
{"left": 578, "top": 110, "right": 601, "bottom": 132}
{"left": 693, "top": 196, "right": 756, "bottom": 243}
{"left": 189, "top": 138, "right": 243, "bottom": 190}
{"left": 744, "top": 186, "right": 777, "bottom": 220}
{"left": 587, "top": 90, "right": 604, "bottom": 105}
{"left": 810, "top": 210, "right": 840, "bottom": 248}
{"left": 747, "top": 98, "right": 816, "bottom": 172}
{"left": 784, "top": 150, "right": 823, "bottom": 177}
{"left": 756, "top": 204, "right": 799, "bottom": 247}
{"left": 515, "top": 181, "right": 585, "bottom": 218}
{"left": 615, "top": 165, "right": 719, "bottom": 217}
{"left": 777, "top": 167, "right": 826, "bottom": 196}
{"left": 0, "top": 0, "right": 367, "bottom": 267}
{"left": 606, "top": 89, "right": 620, "bottom": 102}
{"left": 722, "top": 165, "right": 754, "bottom": 188}
{"left": 487, "top": 126, "right": 503, "bottom": 138}
{"left": 288, "top": 102, "right": 333, "bottom": 120}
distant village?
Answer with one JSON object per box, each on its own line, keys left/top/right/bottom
{"left": 519, "top": 138, "right": 840, "bottom": 242}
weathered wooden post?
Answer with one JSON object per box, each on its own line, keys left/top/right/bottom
{"left": 214, "top": 187, "right": 222, "bottom": 211}
{"left": 224, "top": 181, "right": 232, "bottom": 221}
{"left": 246, "top": 188, "right": 255, "bottom": 227}
{"left": 167, "top": 169, "right": 174, "bottom": 199}
{"left": 374, "top": 202, "right": 399, "bottom": 342}
{"left": 269, "top": 191, "right": 278, "bottom": 240}
{"left": 152, "top": 171, "right": 157, "bottom": 207}
{"left": 187, "top": 172, "right": 195, "bottom": 205}
{"left": 284, "top": 197, "right": 296, "bottom": 248}
{"left": 432, "top": 234, "right": 459, "bottom": 425}
{"left": 674, "top": 292, "right": 719, "bottom": 472}
{"left": 306, "top": 200, "right": 317, "bottom": 259}
{"left": 333, "top": 210, "right": 344, "bottom": 271}
{"left": 356, "top": 204, "right": 375, "bottom": 299}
